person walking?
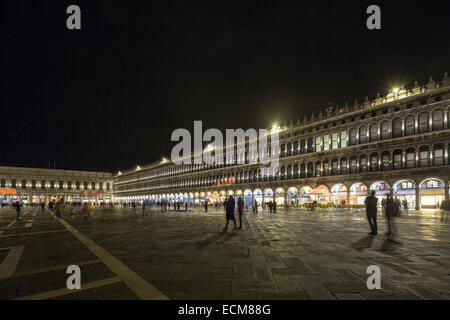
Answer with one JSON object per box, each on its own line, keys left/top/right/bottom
{"left": 385, "top": 194, "right": 394, "bottom": 236}
{"left": 70, "top": 203, "right": 76, "bottom": 217}
{"left": 82, "top": 202, "right": 90, "bottom": 219}
{"left": 55, "top": 199, "right": 64, "bottom": 221}
{"left": 403, "top": 199, "right": 409, "bottom": 216}
{"left": 364, "top": 190, "right": 378, "bottom": 235}
{"left": 222, "top": 196, "right": 237, "bottom": 231}
{"left": 204, "top": 200, "right": 208, "bottom": 212}
{"left": 237, "top": 196, "right": 244, "bottom": 229}
{"left": 253, "top": 199, "right": 258, "bottom": 214}
{"left": 40, "top": 201, "right": 45, "bottom": 212}
{"left": 15, "top": 201, "right": 22, "bottom": 221}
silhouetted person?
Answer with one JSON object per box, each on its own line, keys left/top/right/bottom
{"left": 223, "top": 196, "right": 236, "bottom": 231}
{"left": 403, "top": 199, "right": 409, "bottom": 215}
{"left": 365, "top": 190, "right": 378, "bottom": 235}
{"left": 385, "top": 194, "right": 394, "bottom": 236}
{"left": 15, "top": 202, "right": 22, "bottom": 221}
{"left": 273, "top": 201, "right": 277, "bottom": 213}
{"left": 204, "top": 201, "right": 208, "bottom": 212}
{"left": 237, "top": 196, "right": 244, "bottom": 229}
{"left": 41, "top": 202, "right": 45, "bottom": 212}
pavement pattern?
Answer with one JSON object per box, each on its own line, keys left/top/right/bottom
{"left": 0, "top": 205, "right": 449, "bottom": 300}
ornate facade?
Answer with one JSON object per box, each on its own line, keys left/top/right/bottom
{"left": 113, "top": 73, "right": 450, "bottom": 210}
{"left": 0, "top": 166, "right": 114, "bottom": 204}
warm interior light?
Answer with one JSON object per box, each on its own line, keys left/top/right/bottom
{"left": 393, "top": 88, "right": 399, "bottom": 94}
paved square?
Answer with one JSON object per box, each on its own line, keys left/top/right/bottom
{"left": 1, "top": 205, "right": 450, "bottom": 300}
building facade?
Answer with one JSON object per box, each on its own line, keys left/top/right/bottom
{"left": 0, "top": 166, "right": 114, "bottom": 204}
{"left": 113, "top": 73, "right": 450, "bottom": 210}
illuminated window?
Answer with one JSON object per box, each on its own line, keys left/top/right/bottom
{"left": 315, "top": 136, "right": 322, "bottom": 152}
{"left": 340, "top": 130, "right": 347, "bottom": 148}
{"left": 381, "top": 121, "right": 390, "bottom": 140}
{"left": 392, "top": 118, "right": 402, "bottom": 138}
{"left": 323, "top": 134, "right": 330, "bottom": 150}
{"left": 332, "top": 132, "right": 338, "bottom": 149}
{"left": 393, "top": 150, "right": 402, "bottom": 169}
{"left": 433, "top": 145, "right": 444, "bottom": 166}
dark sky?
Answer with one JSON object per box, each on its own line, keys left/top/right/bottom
{"left": 1, "top": 0, "right": 449, "bottom": 172}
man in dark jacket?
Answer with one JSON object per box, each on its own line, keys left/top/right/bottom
{"left": 364, "top": 190, "right": 378, "bottom": 235}
{"left": 222, "top": 196, "right": 237, "bottom": 231}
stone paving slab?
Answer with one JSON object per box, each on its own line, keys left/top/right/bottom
{"left": 1, "top": 206, "right": 450, "bottom": 299}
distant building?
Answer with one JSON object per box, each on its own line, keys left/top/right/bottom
{"left": 0, "top": 166, "right": 113, "bottom": 204}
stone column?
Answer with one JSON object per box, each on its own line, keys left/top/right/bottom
{"left": 415, "top": 187, "right": 420, "bottom": 210}
{"left": 346, "top": 189, "right": 351, "bottom": 204}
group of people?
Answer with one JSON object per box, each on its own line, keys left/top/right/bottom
{"left": 222, "top": 195, "right": 245, "bottom": 231}
{"left": 364, "top": 191, "right": 403, "bottom": 237}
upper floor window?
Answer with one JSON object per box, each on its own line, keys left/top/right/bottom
{"left": 370, "top": 124, "right": 378, "bottom": 142}
{"left": 405, "top": 116, "right": 415, "bottom": 136}
{"left": 340, "top": 130, "right": 347, "bottom": 148}
{"left": 392, "top": 118, "right": 402, "bottom": 138}
{"left": 381, "top": 121, "right": 390, "bottom": 140}
{"left": 432, "top": 109, "right": 444, "bottom": 131}
{"left": 315, "top": 136, "right": 322, "bottom": 152}
{"left": 323, "top": 134, "right": 330, "bottom": 150}
{"left": 0, "top": 179, "right": 5, "bottom": 188}
{"left": 349, "top": 128, "right": 357, "bottom": 145}
{"left": 359, "top": 126, "right": 368, "bottom": 144}
{"left": 106, "top": 183, "right": 110, "bottom": 191}
{"left": 59, "top": 181, "right": 64, "bottom": 190}
{"left": 21, "top": 180, "right": 26, "bottom": 189}
{"left": 419, "top": 113, "right": 429, "bottom": 133}
{"left": 331, "top": 132, "right": 338, "bottom": 149}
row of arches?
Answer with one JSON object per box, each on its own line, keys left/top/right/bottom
{"left": 117, "top": 178, "right": 449, "bottom": 210}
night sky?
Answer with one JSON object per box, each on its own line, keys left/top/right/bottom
{"left": 1, "top": 0, "right": 449, "bottom": 173}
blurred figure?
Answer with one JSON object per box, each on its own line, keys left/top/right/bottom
{"left": 402, "top": 199, "right": 409, "bottom": 216}
{"left": 40, "top": 202, "right": 45, "bottom": 212}
{"left": 15, "top": 201, "right": 22, "bottom": 221}
{"left": 385, "top": 194, "right": 394, "bottom": 236}
{"left": 55, "top": 199, "right": 64, "bottom": 221}
{"left": 364, "top": 190, "right": 378, "bottom": 235}
{"left": 237, "top": 196, "right": 244, "bottom": 229}
{"left": 222, "top": 196, "right": 236, "bottom": 231}
{"left": 204, "top": 200, "right": 208, "bottom": 212}
{"left": 82, "top": 202, "right": 90, "bottom": 219}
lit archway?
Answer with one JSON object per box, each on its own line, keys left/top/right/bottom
{"left": 419, "top": 178, "right": 445, "bottom": 209}
{"left": 331, "top": 184, "right": 348, "bottom": 204}
{"left": 349, "top": 183, "right": 368, "bottom": 205}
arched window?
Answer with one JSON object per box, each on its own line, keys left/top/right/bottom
{"left": 393, "top": 149, "right": 402, "bottom": 169}
{"left": 392, "top": 118, "right": 402, "bottom": 138}
{"left": 340, "top": 157, "right": 348, "bottom": 174}
{"left": 419, "top": 146, "right": 430, "bottom": 167}
{"left": 287, "top": 142, "right": 292, "bottom": 156}
{"left": 419, "top": 112, "right": 429, "bottom": 133}
{"left": 315, "top": 161, "right": 321, "bottom": 177}
{"left": 281, "top": 144, "right": 286, "bottom": 157}
{"left": 370, "top": 153, "right": 379, "bottom": 171}
{"left": 359, "top": 126, "right": 368, "bottom": 143}
{"left": 300, "top": 163, "right": 306, "bottom": 178}
{"left": 293, "top": 164, "right": 299, "bottom": 179}
{"left": 406, "top": 148, "right": 416, "bottom": 168}
{"left": 405, "top": 116, "right": 415, "bottom": 136}
{"left": 300, "top": 140, "right": 306, "bottom": 154}
{"left": 307, "top": 162, "right": 313, "bottom": 178}
{"left": 381, "top": 121, "right": 390, "bottom": 140}
{"left": 350, "top": 156, "right": 357, "bottom": 173}
{"left": 432, "top": 109, "right": 444, "bottom": 131}
{"left": 331, "top": 158, "right": 339, "bottom": 175}
{"left": 359, "top": 155, "right": 367, "bottom": 172}
{"left": 381, "top": 151, "right": 390, "bottom": 170}
{"left": 0, "top": 179, "right": 5, "bottom": 188}
{"left": 370, "top": 124, "right": 378, "bottom": 142}
{"left": 433, "top": 144, "right": 444, "bottom": 166}
{"left": 287, "top": 165, "right": 292, "bottom": 179}
{"left": 307, "top": 138, "right": 314, "bottom": 153}
{"left": 349, "top": 128, "right": 357, "bottom": 145}
{"left": 293, "top": 140, "right": 299, "bottom": 155}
